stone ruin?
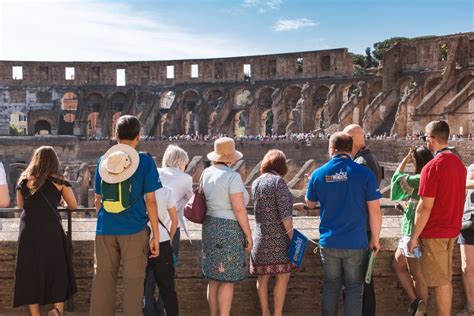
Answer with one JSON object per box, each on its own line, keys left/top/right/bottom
{"left": 0, "top": 32, "right": 472, "bottom": 139}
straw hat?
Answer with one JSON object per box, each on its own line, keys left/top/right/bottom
{"left": 207, "top": 137, "right": 243, "bottom": 164}
{"left": 98, "top": 144, "right": 139, "bottom": 184}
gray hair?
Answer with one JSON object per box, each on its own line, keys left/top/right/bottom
{"left": 162, "top": 145, "right": 189, "bottom": 169}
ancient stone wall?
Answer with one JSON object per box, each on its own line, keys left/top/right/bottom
{"left": 0, "top": 33, "right": 472, "bottom": 139}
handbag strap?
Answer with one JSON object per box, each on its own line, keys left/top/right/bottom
{"left": 39, "top": 188, "right": 64, "bottom": 225}
{"left": 158, "top": 218, "right": 171, "bottom": 237}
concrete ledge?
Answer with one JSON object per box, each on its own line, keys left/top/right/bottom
{"left": 0, "top": 216, "right": 465, "bottom": 315}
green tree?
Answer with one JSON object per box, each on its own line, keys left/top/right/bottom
{"left": 352, "top": 54, "right": 366, "bottom": 68}
{"left": 9, "top": 123, "right": 20, "bottom": 136}
{"left": 365, "top": 47, "right": 377, "bottom": 68}
{"left": 440, "top": 43, "right": 448, "bottom": 61}
{"left": 353, "top": 64, "right": 367, "bottom": 76}
{"left": 372, "top": 37, "right": 409, "bottom": 61}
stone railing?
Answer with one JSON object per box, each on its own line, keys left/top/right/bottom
{"left": 0, "top": 209, "right": 466, "bottom": 315}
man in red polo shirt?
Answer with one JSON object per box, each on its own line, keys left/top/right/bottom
{"left": 408, "top": 120, "right": 466, "bottom": 316}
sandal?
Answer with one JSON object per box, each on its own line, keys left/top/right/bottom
{"left": 47, "top": 307, "right": 62, "bottom": 316}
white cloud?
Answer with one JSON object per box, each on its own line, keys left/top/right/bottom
{"left": 0, "top": 0, "right": 256, "bottom": 61}
{"left": 243, "top": 0, "right": 282, "bottom": 13}
{"left": 273, "top": 18, "right": 319, "bottom": 31}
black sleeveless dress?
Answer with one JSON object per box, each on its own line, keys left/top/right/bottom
{"left": 13, "top": 176, "right": 77, "bottom": 308}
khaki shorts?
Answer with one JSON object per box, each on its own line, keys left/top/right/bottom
{"left": 419, "top": 238, "right": 456, "bottom": 287}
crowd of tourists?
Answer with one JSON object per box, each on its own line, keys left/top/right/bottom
{"left": 8, "top": 115, "right": 474, "bottom": 316}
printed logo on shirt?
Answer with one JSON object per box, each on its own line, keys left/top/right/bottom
{"left": 325, "top": 169, "right": 348, "bottom": 183}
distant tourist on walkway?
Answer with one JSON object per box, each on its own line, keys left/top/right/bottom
{"left": 458, "top": 164, "right": 474, "bottom": 316}
{"left": 306, "top": 132, "right": 382, "bottom": 316}
{"left": 390, "top": 147, "right": 433, "bottom": 315}
{"left": 408, "top": 120, "right": 466, "bottom": 316}
{"left": 202, "top": 137, "right": 252, "bottom": 316}
{"left": 0, "top": 160, "right": 10, "bottom": 207}
{"left": 144, "top": 184, "right": 179, "bottom": 316}
{"left": 13, "top": 146, "right": 78, "bottom": 316}
{"left": 343, "top": 123, "right": 381, "bottom": 316}
{"left": 250, "top": 149, "right": 295, "bottom": 316}
{"left": 90, "top": 115, "right": 162, "bottom": 316}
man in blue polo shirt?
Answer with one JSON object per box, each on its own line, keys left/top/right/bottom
{"left": 90, "top": 115, "right": 162, "bottom": 316}
{"left": 306, "top": 132, "right": 382, "bottom": 316}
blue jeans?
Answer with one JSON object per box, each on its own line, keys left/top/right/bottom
{"left": 320, "top": 247, "right": 368, "bottom": 316}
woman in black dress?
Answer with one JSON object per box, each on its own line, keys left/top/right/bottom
{"left": 14, "top": 146, "right": 77, "bottom": 316}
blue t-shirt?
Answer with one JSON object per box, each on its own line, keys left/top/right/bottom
{"left": 306, "top": 155, "right": 381, "bottom": 249}
{"left": 95, "top": 152, "right": 162, "bottom": 235}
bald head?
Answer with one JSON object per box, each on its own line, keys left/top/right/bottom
{"left": 342, "top": 124, "right": 366, "bottom": 154}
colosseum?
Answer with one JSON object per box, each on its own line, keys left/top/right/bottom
{"left": 1, "top": 32, "right": 472, "bottom": 139}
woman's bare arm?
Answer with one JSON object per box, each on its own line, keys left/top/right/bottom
{"left": 16, "top": 189, "right": 23, "bottom": 209}
{"left": 230, "top": 192, "right": 252, "bottom": 253}
{"left": 61, "top": 186, "right": 78, "bottom": 210}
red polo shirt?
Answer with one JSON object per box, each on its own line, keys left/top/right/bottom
{"left": 418, "top": 151, "right": 466, "bottom": 238}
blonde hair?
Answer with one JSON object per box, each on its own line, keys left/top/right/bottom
{"left": 162, "top": 145, "right": 189, "bottom": 169}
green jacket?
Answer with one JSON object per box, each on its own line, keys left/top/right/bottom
{"left": 391, "top": 170, "right": 421, "bottom": 236}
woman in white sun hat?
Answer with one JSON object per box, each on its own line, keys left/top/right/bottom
{"left": 201, "top": 137, "right": 252, "bottom": 316}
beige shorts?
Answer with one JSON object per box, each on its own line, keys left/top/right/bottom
{"left": 419, "top": 238, "right": 456, "bottom": 287}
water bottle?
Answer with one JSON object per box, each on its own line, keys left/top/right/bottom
{"left": 412, "top": 246, "right": 422, "bottom": 259}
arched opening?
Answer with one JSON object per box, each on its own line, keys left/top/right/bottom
{"left": 261, "top": 109, "right": 273, "bottom": 136}
{"left": 313, "top": 86, "right": 330, "bottom": 129}
{"left": 59, "top": 92, "right": 78, "bottom": 135}
{"left": 234, "top": 110, "right": 246, "bottom": 136}
{"left": 182, "top": 90, "right": 200, "bottom": 135}
{"left": 257, "top": 87, "right": 274, "bottom": 136}
{"left": 206, "top": 89, "right": 223, "bottom": 136}
{"left": 9, "top": 111, "right": 27, "bottom": 135}
{"left": 159, "top": 113, "right": 168, "bottom": 138}
{"left": 399, "top": 77, "right": 418, "bottom": 98}
{"left": 61, "top": 92, "right": 78, "bottom": 110}
{"left": 109, "top": 92, "right": 128, "bottom": 135}
{"left": 87, "top": 112, "right": 99, "bottom": 137}
{"left": 425, "top": 77, "right": 442, "bottom": 94}
{"left": 160, "top": 91, "right": 176, "bottom": 109}
{"left": 34, "top": 120, "right": 51, "bottom": 135}
{"left": 233, "top": 88, "right": 251, "bottom": 108}
{"left": 85, "top": 93, "right": 103, "bottom": 138}
{"left": 342, "top": 83, "right": 358, "bottom": 102}
{"left": 283, "top": 86, "right": 301, "bottom": 110}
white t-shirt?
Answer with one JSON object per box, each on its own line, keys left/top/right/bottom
{"left": 150, "top": 185, "right": 176, "bottom": 243}
{"left": 158, "top": 167, "right": 193, "bottom": 232}
{"left": 0, "top": 162, "right": 6, "bottom": 185}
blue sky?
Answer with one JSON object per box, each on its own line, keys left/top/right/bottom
{"left": 0, "top": 0, "right": 472, "bottom": 61}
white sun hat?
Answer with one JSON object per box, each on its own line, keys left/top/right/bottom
{"left": 98, "top": 144, "right": 139, "bottom": 184}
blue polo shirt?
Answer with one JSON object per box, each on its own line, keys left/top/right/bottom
{"left": 306, "top": 154, "right": 381, "bottom": 249}
{"left": 95, "top": 152, "right": 162, "bottom": 235}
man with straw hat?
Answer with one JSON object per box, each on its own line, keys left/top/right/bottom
{"left": 90, "top": 115, "right": 162, "bottom": 316}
